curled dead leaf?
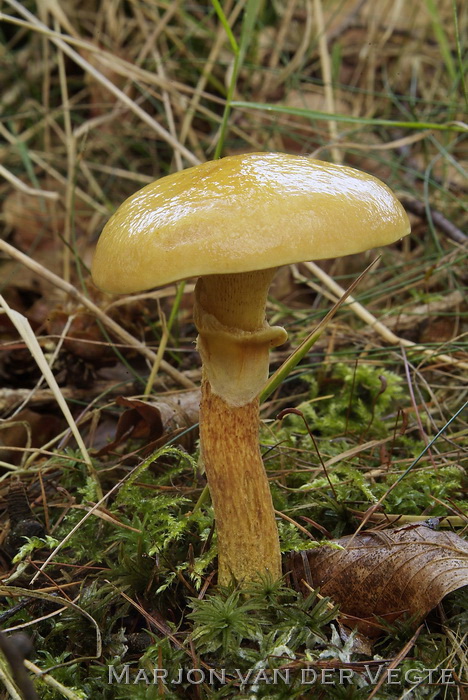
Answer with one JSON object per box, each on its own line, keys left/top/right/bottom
{"left": 287, "top": 524, "right": 468, "bottom": 637}
{"left": 97, "top": 390, "right": 200, "bottom": 456}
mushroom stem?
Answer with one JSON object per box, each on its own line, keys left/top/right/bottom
{"left": 194, "top": 270, "right": 287, "bottom": 407}
{"left": 194, "top": 269, "right": 287, "bottom": 584}
{"left": 200, "top": 381, "right": 281, "bottom": 585}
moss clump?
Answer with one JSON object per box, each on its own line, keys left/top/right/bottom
{"left": 284, "top": 363, "right": 404, "bottom": 440}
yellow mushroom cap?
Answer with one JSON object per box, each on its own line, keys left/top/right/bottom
{"left": 92, "top": 152, "right": 410, "bottom": 294}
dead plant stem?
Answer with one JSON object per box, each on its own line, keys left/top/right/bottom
{"left": 301, "top": 261, "right": 468, "bottom": 371}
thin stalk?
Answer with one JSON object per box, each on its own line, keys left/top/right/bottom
{"left": 144, "top": 282, "right": 187, "bottom": 396}
{"left": 231, "top": 101, "right": 468, "bottom": 132}
{"left": 213, "top": 0, "right": 261, "bottom": 158}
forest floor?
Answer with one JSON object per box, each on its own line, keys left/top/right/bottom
{"left": 0, "top": 1, "right": 467, "bottom": 698}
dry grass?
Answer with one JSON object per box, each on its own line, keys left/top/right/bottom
{"left": 0, "top": 0, "right": 467, "bottom": 697}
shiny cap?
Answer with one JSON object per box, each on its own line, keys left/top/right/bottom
{"left": 92, "top": 152, "right": 410, "bottom": 293}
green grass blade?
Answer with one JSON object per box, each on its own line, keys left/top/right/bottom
{"left": 213, "top": 0, "right": 262, "bottom": 158}
{"left": 260, "top": 259, "right": 379, "bottom": 403}
{"left": 211, "top": 0, "right": 239, "bottom": 53}
{"left": 424, "top": 0, "right": 457, "bottom": 83}
{"left": 231, "top": 101, "right": 467, "bottom": 132}
{"left": 452, "top": 0, "right": 468, "bottom": 108}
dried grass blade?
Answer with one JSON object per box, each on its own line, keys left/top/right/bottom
{"left": 3, "top": 0, "right": 200, "bottom": 166}
{"left": 0, "top": 295, "right": 102, "bottom": 499}
{"left": 302, "top": 261, "right": 468, "bottom": 371}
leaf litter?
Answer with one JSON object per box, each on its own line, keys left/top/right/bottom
{"left": 287, "top": 523, "right": 468, "bottom": 637}
{"left": 0, "top": 0, "right": 467, "bottom": 696}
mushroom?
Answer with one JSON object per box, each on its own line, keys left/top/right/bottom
{"left": 91, "top": 152, "right": 410, "bottom": 586}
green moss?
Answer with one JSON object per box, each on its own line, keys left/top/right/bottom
{"left": 280, "top": 363, "right": 404, "bottom": 440}
{"left": 375, "top": 465, "right": 465, "bottom": 514}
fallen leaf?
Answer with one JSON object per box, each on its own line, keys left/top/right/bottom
{"left": 287, "top": 524, "right": 468, "bottom": 637}
{"left": 0, "top": 409, "right": 62, "bottom": 465}
{"left": 96, "top": 390, "right": 200, "bottom": 455}
{"left": 47, "top": 308, "right": 116, "bottom": 363}
{"left": 3, "top": 180, "right": 92, "bottom": 253}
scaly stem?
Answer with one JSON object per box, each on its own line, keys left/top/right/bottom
{"left": 199, "top": 380, "right": 281, "bottom": 585}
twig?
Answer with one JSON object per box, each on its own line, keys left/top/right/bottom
{"left": 23, "top": 660, "right": 83, "bottom": 700}
{"left": 0, "top": 662, "right": 23, "bottom": 699}
{"left": 350, "top": 512, "right": 466, "bottom": 528}
{"left": 401, "top": 197, "right": 467, "bottom": 245}
{"left": 0, "top": 632, "right": 38, "bottom": 700}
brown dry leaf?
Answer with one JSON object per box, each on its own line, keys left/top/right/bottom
{"left": 47, "top": 308, "right": 116, "bottom": 363}
{"left": 97, "top": 390, "right": 200, "bottom": 455}
{"left": 287, "top": 524, "right": 468, "bottom": 637}
{"left": 0, "top": 409, "right": 62, "bottom": 465}
{"left": 3, "top": 180, "right": 93, "bottom": 253}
